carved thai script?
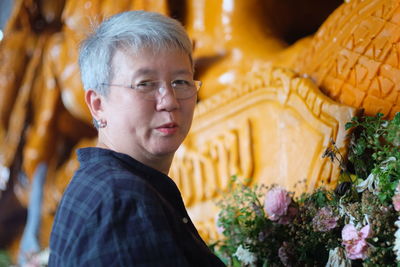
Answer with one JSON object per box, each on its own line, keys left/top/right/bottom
{"left": 170, "top": 119, "right": 253, "bottom": 207}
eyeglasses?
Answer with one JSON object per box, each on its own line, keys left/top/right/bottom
{"left": 101, "top": 79, "right": 202, "bottom": 100}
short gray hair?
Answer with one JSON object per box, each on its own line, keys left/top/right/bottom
{"left": 79, "top": 11, "right": 193, "bottom": 95}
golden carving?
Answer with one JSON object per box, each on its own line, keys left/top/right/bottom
{"left": 184, "top": 0, "right": 343, "bottom": 100}
{"left": 295, "top": 0, "right": 400, "bottom": 119}
{"left": 0, "top": 0, "right": 44, "bottom": 161}
{"left": 170, "top": 119, "right": 253, "bottom": 206}
{"left": 185, "top": 0, "right": 287, "bottom": 99}
{"left": 171, "top": 63, "right": 357, "bottom": 240}
{"left": 21, "top": 0, "right": 100, "bottom": 179}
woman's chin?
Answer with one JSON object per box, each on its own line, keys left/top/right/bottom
{"left": 150, "top": 145, "right": 180, "bottom": 157}
{"left": 149, "top": 137, "right": 184, "bottom": 156}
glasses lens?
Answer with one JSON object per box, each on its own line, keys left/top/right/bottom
{"left": 174, "top": 80, "right": 201, "bottom": 99}
{"left": 140, "top": 80, "right": 200, "bottom": 100}
{"left": 174, "top": 88, "right": 195, "bottom": 99}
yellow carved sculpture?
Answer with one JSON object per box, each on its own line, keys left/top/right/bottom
{"left": 170, "top": 63, "right": 356, "bottom": 241}
{"left": 185, "top": 0, "right": 286, "bottom": 99}
{"left": 295, "top": 0, "right": 400, "bottom": 119}
{"left": 185, "top": 0, "right": 342, "bottom": 100}
{"left": 0, "top": 0, "right": 39, "bottom": 157}
{"left": 0, "top": 0, "right": 398, "bottom": 262}
{"left": 0, "top": 0, "right": 66, "bottom": 259}
{"left": 0, "top": 0, "right": 67, "bottom": 207}
{"left": 21, "top": 0, "right": 103, "bottom": 181}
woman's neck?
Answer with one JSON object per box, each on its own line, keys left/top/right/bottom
{"left": 96, "top": 138, "right": 173, "bottom": 175}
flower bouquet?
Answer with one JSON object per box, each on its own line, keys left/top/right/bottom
{"left": 214, "top": 113, "right": 400, "bottom": 266}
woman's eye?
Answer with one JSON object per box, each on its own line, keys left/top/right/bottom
{"left": 136, "top": 81, "right": 156, "bottom": 89}
{"left": 172, "top": 80, "right": 191, "bottom": 87}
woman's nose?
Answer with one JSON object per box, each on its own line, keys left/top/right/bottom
{"left": 155, "top": 86, "right": 180, "bottom": 111}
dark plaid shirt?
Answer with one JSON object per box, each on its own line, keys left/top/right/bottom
{"left": 49, "top": 147, "right": 225, "bottom": 267}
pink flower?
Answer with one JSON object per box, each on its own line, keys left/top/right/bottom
{"left": 342, "top": 224, "right": 372, "bottom": 260}
{"left": 312, "top": 207, "right": 338, "bottom": 232}
{"left": 264, "top": 187, "right": 292, "bottom": 223}
{"left": 215, "top": 213, "right": 224, "bottom": 234}
{"left": 393, "top": 183, "right": 400, "bottom": 212}
{"left": 393, "top": 194, "right": 400, "bottom": 212}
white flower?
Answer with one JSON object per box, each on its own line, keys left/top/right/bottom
{"left": 356, "top": 157, "right": 397, "bottom": 194}
{"left": 393, "top": 218, "right": 400, "bottom": 262}
{"left": 234, "top": 245, "right": 257, "bottom": 266}
{"left": 380, "top": 157, "right": 396, "bottom": 171}
{"left": 325, "top": 247, "right": 351, "bottom": 267}
{"left": 355, "top": 172, "right": 378, "bottom": 193}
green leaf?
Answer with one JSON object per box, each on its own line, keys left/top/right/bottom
{"left": 345, "top": 122, "right": 355, "bottom": 130}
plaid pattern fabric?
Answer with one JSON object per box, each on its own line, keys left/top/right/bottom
{"left": 49, "top": 147, "right": 225, "bottom": 267}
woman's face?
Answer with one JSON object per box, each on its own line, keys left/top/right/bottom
{"left": 98, "top": 47, "right": 196, "bottom": 167}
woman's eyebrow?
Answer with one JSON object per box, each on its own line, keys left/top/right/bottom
{"left": 132, "top": 68, "right": 156, "bottom": 77}
{"left": 172, "top": 69, "right": 192, "bottom": 76}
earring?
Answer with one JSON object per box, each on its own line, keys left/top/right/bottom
{"left": 98, "top": 120, "right": 107, "bottom": 128}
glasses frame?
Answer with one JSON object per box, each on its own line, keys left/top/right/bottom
{"left": 101, "top": 80, "right": 202, "bottom": 100}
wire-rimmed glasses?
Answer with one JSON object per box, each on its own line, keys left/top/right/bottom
{"left": 102, "top": 79, "right": 201, "bottom": 100}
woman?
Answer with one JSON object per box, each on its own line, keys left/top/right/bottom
{"left": 49, "top": 11, "right": 225, "bottom": 266}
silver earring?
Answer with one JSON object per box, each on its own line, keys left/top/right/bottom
{"left": 99, "top": 120, "right": 107, "bottom": 128}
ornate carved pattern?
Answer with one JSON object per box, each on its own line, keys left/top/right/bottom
{"left": 170, "top": 119, "right": 253, "bottom": 206}
{"left": 296, "top": 0, "right": 400, "bottom": 118}
{"left": 170, "top": 64, "right": 357, "bottom": 240}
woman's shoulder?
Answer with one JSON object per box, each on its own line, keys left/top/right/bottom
{"left": 71, "top": 157, "right": 157, "bottom": 200}
{"left": 57, "top": 163, "right": 160, "bottom": 228}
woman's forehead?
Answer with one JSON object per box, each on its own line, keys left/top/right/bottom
{"left": 112, "top": 48, "right": 192, "bottom": 70}
{"left": 110, "top": 48, "right": 193, "bottom": 82}
{"left": 132, "top": 68, "right": 192, "bottom": 76}
{"left": 115, "top": 44, "right": 188, "bottom": 59}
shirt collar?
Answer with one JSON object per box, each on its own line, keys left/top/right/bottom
{"left": 77, "top": 147, "right": 186, "bottom": 211}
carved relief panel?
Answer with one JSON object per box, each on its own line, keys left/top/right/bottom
{"left": 171, "top": 64, "right": 357, "bottom": 241}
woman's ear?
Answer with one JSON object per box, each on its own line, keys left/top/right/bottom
{"left": 85, "top": 89, "right": 104, "bottom": 121}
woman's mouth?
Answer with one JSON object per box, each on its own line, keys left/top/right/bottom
{"left": 156, "top": 122, "right": 178, "bottom": 135}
